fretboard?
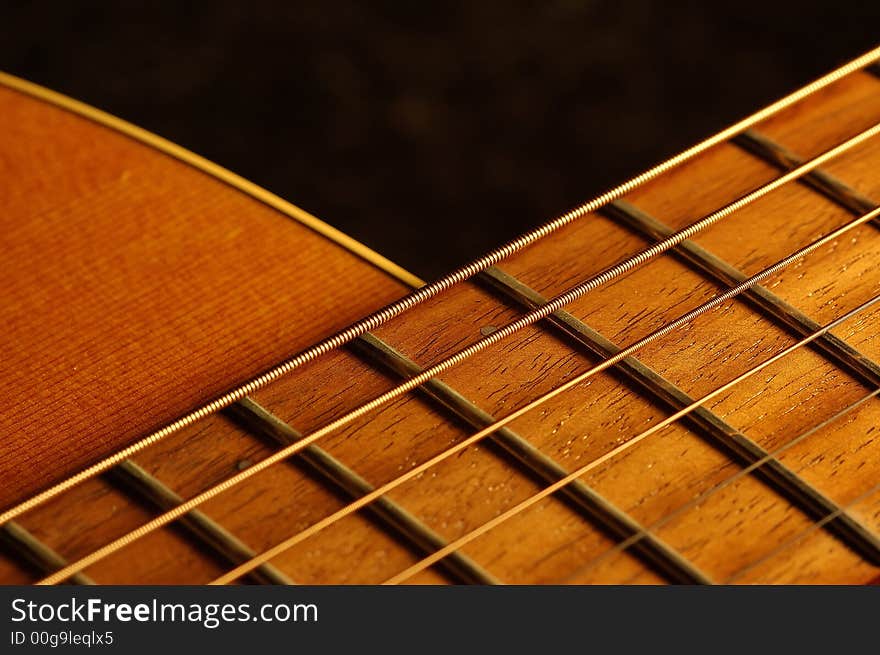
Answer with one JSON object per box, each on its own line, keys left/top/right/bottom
{"left": 2, "top": 52, "right": 880, "bottom": 585}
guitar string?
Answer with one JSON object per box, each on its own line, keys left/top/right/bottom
{"left": 36, "top": 198, "right": 880, "bottom": 585}
{"left": 380, "top": 294, "right": 880, "bottom": 584}
{"left": 725, "top": 479, "right": 880, "bottom": 582}
{"left": 29, "top": 139, "right": 880, "bottom": 587}
{"left": 4, "top": 49, "right": 879, "bottom": 527}
{"left": 366, "top": 291, "right": 880, "bottom": 583}
{"left": 197, "top": 206, "right": 879, "bottom": 584}
{"left": 6, "top": 119, "right": 880, "bottom": 533}
{"left": 556, "top": 385, "right": 880, "bottom": 583}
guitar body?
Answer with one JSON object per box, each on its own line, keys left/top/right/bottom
{"left": 1, "top": 58, "right": 880, "bottom": 584}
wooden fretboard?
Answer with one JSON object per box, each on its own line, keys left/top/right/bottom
{"left": 1, "top": 55, "right": 880, "bottom": 585}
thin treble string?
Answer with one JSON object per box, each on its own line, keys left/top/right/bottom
{"left": 6, "top": 52, "right": 880, "bottom": 527}
{"left": 382, "top": 294, "right": 880, "bottom": 584}
{"left": 206, "top": 206, "right": 880, "bottom": 586}
{"left": 32, "top": 140, "right": 880, "bottom": 588}
{"left": 558, "top": 385, "right": 880, "bottom": 583}
{"left": 726, "top": 479, "right": 880, "bottom": 583}
{"left": 9, "top": 119, "right": 880, "bottom": 534}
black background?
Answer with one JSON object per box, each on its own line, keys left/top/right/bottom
{"left": 4, "top": 1, "right": 880, "bottom": 280}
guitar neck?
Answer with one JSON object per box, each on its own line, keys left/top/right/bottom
{"left": 2, "top": 51, "right": 880, "bottom": 585}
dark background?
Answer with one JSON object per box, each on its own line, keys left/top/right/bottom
{"left": 4, "top": 1, "right": 880, "bottom": 280}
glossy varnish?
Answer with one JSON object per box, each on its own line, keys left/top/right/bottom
{"left": 1, "top": 65, "right": 880, "bottom": 584}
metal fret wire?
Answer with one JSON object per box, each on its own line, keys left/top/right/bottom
{"left": 559, "top": 385, "right": 880, "bottom": 583}
{"left": 7, "top": 118, "right": 880, "bottom": 537}
{"left": 4, "top": 49, "right": 880, "bottom": 528}
{"left": 382, "top": 294, "right": 880, "bottom": 584}
{"left": 0, "top": 522, "right": 95, "bottom": 585}
{"left": 226, "top": 398, "right": 498, "bottom": 584}
{"left": 349, "top": 333, "right": 712, "bottom": 584}
{"left": 32, "top": 137, "right": 880, "bottom": 585}
{"left": 475, "top": 266, "right": 880, "bottom": 572}
{"left": 726, "top": 478, "right": 880, "bottom": 582}
{"left": 203, "top": 206, "right": 880, "bottom": 585}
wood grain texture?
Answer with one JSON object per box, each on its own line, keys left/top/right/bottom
{"left": 2, "top": 68, "right": 880, "bottom": 584}
{"left": 0, "top": 84, "right": 410, "bottom": 509}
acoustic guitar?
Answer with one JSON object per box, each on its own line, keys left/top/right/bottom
{"left": 2, "top": 46, "right": 880, "bottom": 586}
